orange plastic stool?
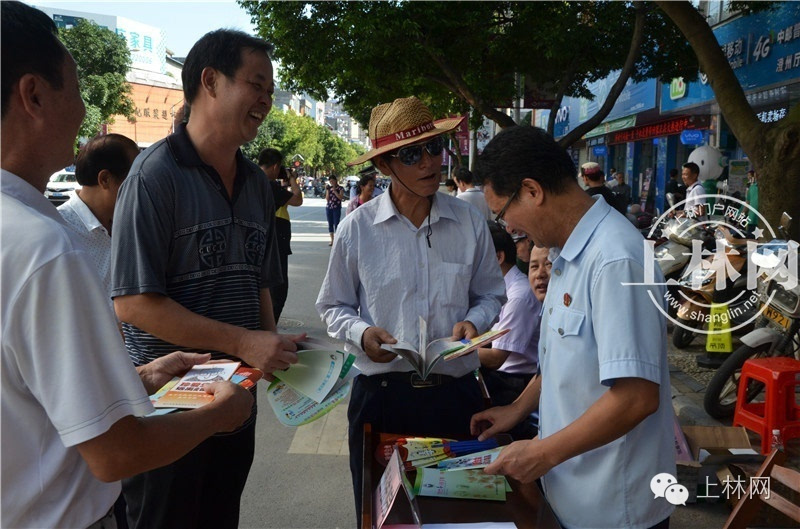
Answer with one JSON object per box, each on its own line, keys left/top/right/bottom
{"left": 733, "top": 357, "right": 800, "bottom": 454}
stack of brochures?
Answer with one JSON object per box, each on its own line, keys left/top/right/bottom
{"left": 374, "top": 441, "right": 510, "bottom": 529}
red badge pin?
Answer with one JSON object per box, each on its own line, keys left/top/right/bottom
{"left": 563, "top": 293, "right": 572, "bottom": 307}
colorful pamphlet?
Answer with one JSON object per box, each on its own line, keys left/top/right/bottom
{"left": 437, "top": 447, "right": 503, "bottom": 471}
{"left": 267, "top": 339, "right": 358, "bottom": 426}
{"left": 414, "top": 468, "right": 508, "bottom": 502}
{"left": 381, "top": 317, "right": 509, "bottom": 380}
{"left": 393, "top": 438, "right": 500, "bottom": 470}
{"left": 153, "top": 361, "right": 241, "bottom": 409}
{"left": 149, "top": 363, "right": 262, "bottom": 415}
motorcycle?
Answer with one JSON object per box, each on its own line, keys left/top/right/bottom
{"left": 704, "top": 213, "right": 799, "bottom": 419}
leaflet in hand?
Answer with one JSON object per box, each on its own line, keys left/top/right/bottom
{"left": 381, "top": 317, "right": 510, "bottom": 380}
{"left": 267, "top": 339, "right": 358, "bottom": 426}
{"left": 436, "top": 447, "right": 503, "bottom": 471}
{"left": 152, "top": 361, "right": 241, "bottom": 409}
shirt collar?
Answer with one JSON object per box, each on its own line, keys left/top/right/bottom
{"left": 63, "top": 192, "right": 105, "bottom": 233}
{"left": 504, "top": 265, "right": 526, "bottom": 286}
{"left": 557, "top": 195, "right": 611, "bottom": 262}
{"left": 165, "top": 122, "right": 258, "bottom": 199}
{"left": 372, "top": 188, "right": 459, "bottom": 226}
{"left": 1, "top": 169, "right": 68, "bottom": 226}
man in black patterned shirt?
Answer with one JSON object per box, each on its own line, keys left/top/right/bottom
{"left": 111, "top": 29, "right": 304, "bottom": 529}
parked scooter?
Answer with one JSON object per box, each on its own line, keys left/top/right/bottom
{"left": 704, "top": 213, "right": 799, "bottom": 419}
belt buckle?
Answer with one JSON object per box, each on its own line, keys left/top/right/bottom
{"left": 410, "top": 373, "right": 439, "bottom": 388}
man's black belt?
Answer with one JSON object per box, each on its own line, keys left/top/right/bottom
{"left": 369, "top": 371, "right": 460, "bottom": 388}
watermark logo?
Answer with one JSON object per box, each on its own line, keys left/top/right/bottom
{"left": 650, "top": 473, "right": 771, "bottom": 505}
{"left": 650, "top": 473, "right": 689, "bottom": 506}
{"left": 626, "top": 194, "right": 798, "bottom": 335}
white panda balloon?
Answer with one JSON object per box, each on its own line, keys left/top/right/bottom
{"left": 687, "top": 145, "right": 724, "bottom": 182}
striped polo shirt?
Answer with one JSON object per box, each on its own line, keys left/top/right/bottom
{"left": 111, "top": 124, "right": 281, "bottom": 366}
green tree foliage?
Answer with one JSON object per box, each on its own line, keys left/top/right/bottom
{"left": 239, "top": 1, "right": 697, "bottom": 141}
{"left": 242, "top": 109, "right": 363, "bottom": 175}
{"left": 58, "top": 19, "right": 134, "bottom": 140}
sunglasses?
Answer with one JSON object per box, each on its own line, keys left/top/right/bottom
{"left": 494, "top": 189, "right": 518, "bottom": 229}
{"left": 390, "top": 136, "right": 445, "bottom": 166}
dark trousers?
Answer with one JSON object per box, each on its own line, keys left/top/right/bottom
{"left": 326, "top": 207, "right": 341, "bottom": 233}
{"left": 272, "top": 249, "right": 289, "bottom": 322}
{"left": 122, "top": 420, "right": 255, "bottom": 529}
{"left": 480, "top": 368, "right": 537, "bottom": 440}
{"left": 348, "top": 373, "right": 483, "bottom": 527}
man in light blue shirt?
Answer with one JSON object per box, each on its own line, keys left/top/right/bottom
{"left": 316, "top": 97, "right": 505, "bottom": 525}
{"left": 473, "top": 126, "right": 675, "bottom": 529}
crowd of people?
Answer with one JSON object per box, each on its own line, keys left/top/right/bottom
{"left": 2, "top": 3, "right": 678, "bottom": 528}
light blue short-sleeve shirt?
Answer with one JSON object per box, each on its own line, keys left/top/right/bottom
{"left": 538, "top": 197, "right": 676, "bottom": 529}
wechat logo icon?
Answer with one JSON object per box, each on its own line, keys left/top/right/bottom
{"left": 650, "top": 473, "right": 689, "bottom": 506}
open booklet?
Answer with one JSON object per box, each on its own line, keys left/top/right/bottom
{"left": 381, "top": 317, "right": 509, "bottom": 380}
{"left": 267, "top": 337, "right": 359, "bottom": 427}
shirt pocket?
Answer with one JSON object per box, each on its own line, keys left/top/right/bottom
{"left": 435, "top": 261, "right": 472, "bottom": 314}
{"left": 547, "top": 306, "right": 585, "bottom": 339}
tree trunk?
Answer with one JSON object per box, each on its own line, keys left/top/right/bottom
{"left": 656, "top": 1, "right": 800, "bottom": 238}
{"left": 558, "top": 2, "right": 646, "bottom": 147}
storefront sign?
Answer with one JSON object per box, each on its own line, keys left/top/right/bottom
{"left": 609, "top": 115, "right": 710, "bottom": 144}
{"left": 670, "top": 78, "right": 687, "bottom": 100}
{"left": 680, "top": 129, "right": 705, "bottom": 145}
{"left": 584, "top": 115, "right": 637, "bottom": 139}
{"left": 592, "top": 145, "right": 608, "bottom": 157}
{"left": 661, "top": 2, "right": 800, "bottom": 112}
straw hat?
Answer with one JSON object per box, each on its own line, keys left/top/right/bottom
{"left": 349, "top": 97, "right": 464, "bottom": 166}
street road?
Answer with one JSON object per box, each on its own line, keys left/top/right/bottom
{"left": 240, "top": 198, "right": 355, "bottom": 529}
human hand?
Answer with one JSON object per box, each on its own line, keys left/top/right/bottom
{"left": 483, "top": 439, "right": 555, "bottom": 484}
{"left": 138, "top": 351, "right": 212, "bottom": 395}
{"left": 203, "top": 381, "right": 254, "bottom": 432}
{"left": 235, "top": 330, "right": 304, "bottom": 376}
{"left": 470, "top": 403, "right": 527, "bottom": 441}
{"left": 361, "top": 326, "right": 398, "bottom": 363}
{"left": 452, "top": 320, "right": 478, "bottom": 341}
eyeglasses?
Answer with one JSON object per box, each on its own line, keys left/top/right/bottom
{"left": 390, "top": 136, "right": 444, "bottom": 166}
{"left": 494, "top": 189, "right": 518, "bottom": 229}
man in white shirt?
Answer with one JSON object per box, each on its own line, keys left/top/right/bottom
{"left": 454, "top": 166, "right": 492, "bottom": 219}
{"left": 1, "top": 4, "right": 252, "bottom": 527}
{"left": 682, "top": 161, "right": 705, "bottom": 217}
{"left": 58, "top": 133, "right": 139, "bottom": 303}
{"left": 316, "top": 97, "right": 505, "bottom": 525}
{"left": 478, "top": 222, "right": 541, "bottom": 439}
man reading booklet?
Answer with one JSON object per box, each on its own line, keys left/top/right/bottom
{"left": 315, "top": 97, "right": 505, "bottom": 526}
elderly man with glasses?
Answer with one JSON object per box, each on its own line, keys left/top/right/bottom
{"left": 475, "top": 126, "right": 675, "bottom": 529}
{"left": 316, "top": 97, "right": 505, "bottom": 525}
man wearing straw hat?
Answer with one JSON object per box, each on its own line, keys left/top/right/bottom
{"left": 316, "top": 97, "right": 505, "bottom": 522}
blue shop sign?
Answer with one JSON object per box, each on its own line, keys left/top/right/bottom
{"left": 661, "top": 2, "right": 800, "bottom": 112}
{"left": 680, "top": 129, "right": 705, "bottom": 145}
{"left": 592, "top": 145, "right": 608, "bottom": 157}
